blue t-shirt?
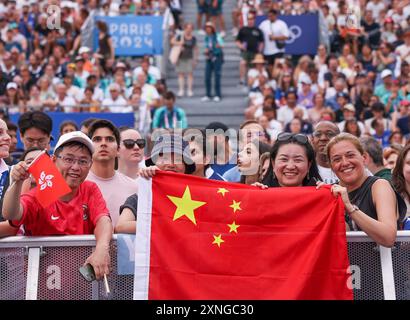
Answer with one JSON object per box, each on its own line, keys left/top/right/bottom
{"left": 209, "top": 154, "right": 237, "bottom": 178}
{"left": 373, "top": 131, "right": 391, "bottom": 148}
{"left": 222, "top": 166, "right": 241, "bottom": 183}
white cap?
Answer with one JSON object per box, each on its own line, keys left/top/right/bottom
{"left": 108, "top": 83, "right": 121, "bottom": 91}
{"left": 300, "top": 74, "right": 312, "bottom": 85}
{"left": 6, "top": 82, "right": 17, "bottom": 90}
{"left": 54, "top": 131, "right": 94, "bottom": 155}
{"left": 79, "top": 46, "right": 91, "bottom": 55}
{"left": 343, "top": 103, "right": 356, "bottom": 112}
{"left": 381, "top": 69, "right": 392, "bottom": 79}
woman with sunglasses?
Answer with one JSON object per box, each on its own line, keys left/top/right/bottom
{"left": 260, "top": 132, "right": 321, "bottom": 188}
{"left": 118, "top": 127, "right": 146, "bottom": 181}
{"left": 325, "top": 133, "right": 406, "bottom": 247}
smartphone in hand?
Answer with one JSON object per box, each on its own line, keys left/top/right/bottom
{"left": 79, "top": 264, "right": 96, "bottom": 282}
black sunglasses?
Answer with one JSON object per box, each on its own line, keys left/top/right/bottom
{"left": 277, "top": 132, "right": 308, "bottom": 144}
{"left": 123, "top": 139, "right": 146, "bottom": 149}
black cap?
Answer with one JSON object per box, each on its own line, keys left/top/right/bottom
{"left": 18, "top": 111, "right": 52, "bottom": 136}
{"left": 145, "top": 135, "right": 196, "bottom": 174}
{"left": 285, "top": 87, "right": 298, "bottom": 98}
{"left": 336, "top": 92, "right": 350, "bottom": 100}
{"left": 371, "top": 102, "right": 385, "bottom": 112}
{"left": 205, "top": 121, "right": 229, "bottom": 132}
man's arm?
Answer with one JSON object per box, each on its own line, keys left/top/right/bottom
{"left": 2, "top": 161, "right": 30, "bottom": 221}
{"left": 85, "top": 216, "right": 112, "bottom": 280}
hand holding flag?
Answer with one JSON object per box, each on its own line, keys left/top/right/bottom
{"left": 27, "top": 151, "right": 72, "bottom": 207}
{"left": 134, "top": 171, "right": 353, "bottom": 300}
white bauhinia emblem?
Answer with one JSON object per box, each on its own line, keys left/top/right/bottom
{"left": 38, "top": 171, "right": 54, "bottom": 191}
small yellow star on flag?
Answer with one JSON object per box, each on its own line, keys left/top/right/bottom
{"left": 212, "top": 234, "right": 224, "bottom": 248}
{"left": 229, "top": 200, "right": 242, "bottom": 213}
{"left": 167, "top": 186, "right": 207, "bottom": 225}
{"left": 227, "top": 221, "right": 240, "bottom": 234}
{"left": 217, "top": 188, "right": 229, "bottom": 197}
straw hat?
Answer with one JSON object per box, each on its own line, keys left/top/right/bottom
{"left": 204, "top": 21, "right": 216, "bottom": 32}
{"left": 251, "top": 54, "right": 265, "bottom": 64}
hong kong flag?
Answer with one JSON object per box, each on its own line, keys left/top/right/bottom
{"left": 28, "top": 152, "right": 72, "bottom": 208}
{"left": 133, "top": 171, "right": 353, "bottom": 300}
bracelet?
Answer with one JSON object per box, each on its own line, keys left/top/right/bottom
{"left": 347, "top": 204, "right": 360, "bottom": 216}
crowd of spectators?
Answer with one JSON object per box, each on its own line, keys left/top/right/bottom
{"left": 1, "top": 0, "right": 410, "bottom": 298}
{"left": 0, "top": 0, "right": 184, "bottom": 137}
{"left": 236, "top": 0, "right": 410, "bottom": 158}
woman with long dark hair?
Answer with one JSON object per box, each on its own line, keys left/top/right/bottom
{"left": 392, "top": 144, "right": 410, "bottom": 228}
{"left": 238, "top": 139, "right": 271, "bottom": 185}
{"left": 261, "top": 132, "right": 321, "bottom": 187}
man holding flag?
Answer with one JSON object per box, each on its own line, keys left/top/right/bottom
{"left": 2, "top": 131, "right": 112, "bottom": 280}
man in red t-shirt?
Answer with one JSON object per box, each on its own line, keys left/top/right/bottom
{"left": 2, "top": 131, "right": 112, "bottom": 279}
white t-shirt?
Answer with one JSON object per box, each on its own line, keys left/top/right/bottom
{"left": 86, "top": 171, "right": 139, "bottom": 227}
{"left": 141, "top": 84, "right": 160, "bottom": 105}
{"left": 259, "top": 19, "right": 290, "bottom": 56}
{"left": 66, "top": 85, "right": 82, "bottom": 101}
{"left": 395, "top": 44, "right": 410, "bottom": 66}
{"left": 132, "top": 65, "right": 162, "bottom": 83}
{"left": 55, "top": 96, "right": 77, "bottom": 112}
{"left": 366, "top": 1, "right": 385, "bottom": 20}
{"left": 102, "top": 96, "right": 132, "bottom": 113}
{"left": 318, "top": 165, "right": 339, "bottom": 185}
{"left": 277, "top": 105, "right": 308, "bottom": 125}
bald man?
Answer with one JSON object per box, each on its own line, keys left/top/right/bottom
{"left": 311, "top": 121, "right": 340, "bottom": 184}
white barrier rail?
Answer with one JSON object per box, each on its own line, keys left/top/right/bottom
{"left": 1, "top": 232, "right": 410, "bottom": 300}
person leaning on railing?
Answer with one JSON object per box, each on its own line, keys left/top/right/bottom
{"left": 0, "top": 118, "right": 19, "bottom": 238}
{"left": 2, "top": 131, "right": 113, "bottom": 279}
{"left": 322, "top": 133, "right": 406, "bottom": 247}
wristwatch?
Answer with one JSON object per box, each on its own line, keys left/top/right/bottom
{"left": 347, "top": 204, "right": 360, "bottom": 216}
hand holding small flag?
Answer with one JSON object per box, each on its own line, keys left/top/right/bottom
{"left": 27, "top": 151, "right": 72, "bottom": 208}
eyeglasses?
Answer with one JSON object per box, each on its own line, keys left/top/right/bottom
{"left": 25, "top": 137, "right": 49, "bottom": 147}
{"left": 277, "top": 132, "right": 308, "bottom": 144}
{"left": 123, "top": 138, "right": 146, "bottom": 149}
{"left": 312, "top": 131, "right": 337, "bottom": 139}
{"left": 56, "top": 155, "right": 92, "bottom": 167}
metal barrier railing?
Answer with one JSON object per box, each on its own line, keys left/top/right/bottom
{"left": 1, "top": 232, "right": 410, "bottom": 300}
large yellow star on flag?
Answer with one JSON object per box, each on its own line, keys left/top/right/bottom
{"left": 217, "top": 188, "right": 229, "bottom": 197}
{"left": 167, "top": 186, "right": 207, "bottom": 225}
{"left": 227, "top": 221, "right": 240, "bottom": 233}
{"left": 212, "top": 234, "right": 224, "bottom": 248}
{"left": 229, "top": 200, "right": 242, "bottom": 213}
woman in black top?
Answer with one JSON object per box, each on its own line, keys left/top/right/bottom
{"left": 326, "top": 133, "right": 405, "bottom": 247}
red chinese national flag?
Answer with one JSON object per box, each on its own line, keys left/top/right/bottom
{"left": 28, "top": 152, "right": 72, "bottom": 208}
{"left": 134, "top": 171, "right": 353, "bottom": 300}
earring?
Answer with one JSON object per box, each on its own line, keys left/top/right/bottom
{"left": 307, "top": 172, "right": 310, "bottom": 181}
